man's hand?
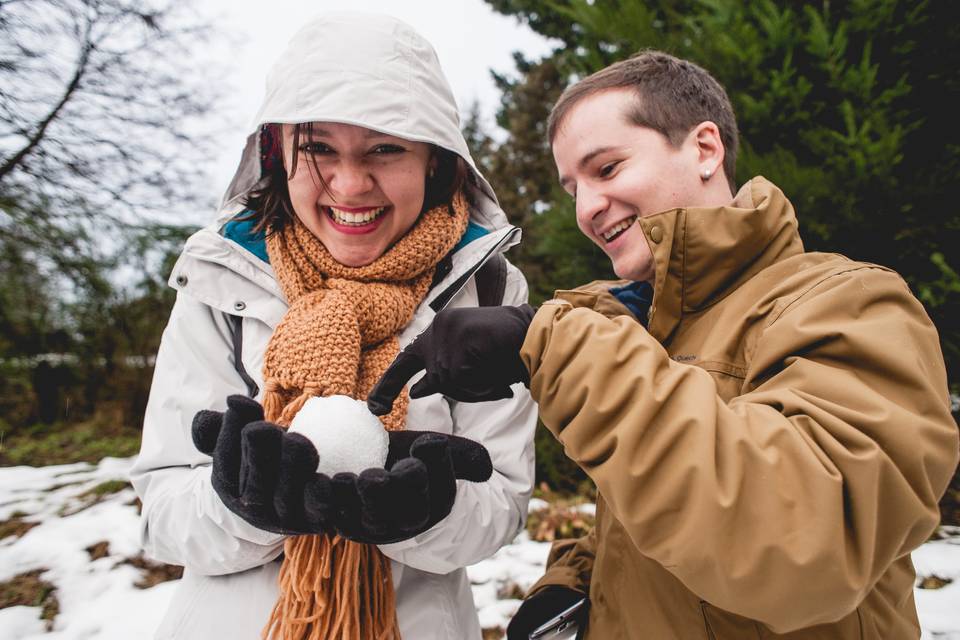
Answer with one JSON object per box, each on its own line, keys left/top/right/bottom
{"left": 506, "top": 586, "right": 588, "bottom": 640}
{"left": 367, "top": 304, "right": 536, "bottom": 416}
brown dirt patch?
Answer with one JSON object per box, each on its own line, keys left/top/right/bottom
{"left": 58, "top": 480, "right": 132, "bottom": 517}
{"left": 118, "top": 553, "right": 183, "bottom": 589}
{"left": 497, "top": 580, "right": 527, "bottom": 600}
{"left": 0, "top": 569, "right": 59, "bottom": 629}
{"left": 0, "top": 515, "right": 39, "bottom": 540}
{"left": 86, "top": 541, "right": 110, "bottom": 560}
{"left": 917, "top": 574, "right": 954, "bottom": 590}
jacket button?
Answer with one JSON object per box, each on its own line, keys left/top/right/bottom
{"left": 649, "top": 225, "right": 663, "bottom": 243}
{"left": 175, "top": 274, "right": 188, "bottom": 286}
{"left": 234, "top": 301, "right": 246, "bottom": 311}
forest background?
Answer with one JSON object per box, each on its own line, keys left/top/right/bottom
{"left": 1, "top": 0, "right": 958, "bottom": 525}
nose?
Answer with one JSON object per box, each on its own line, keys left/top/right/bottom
{"left": 575, "top": 184, "right": 608, "bottom": 227}
{"left": 327, "top": 160, "right": 374, "bottom": 198}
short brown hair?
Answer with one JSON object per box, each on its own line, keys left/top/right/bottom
{"left": 243, "top": 123, "right": 468, "bottom": 235}
{"left": 548, "top": 50, "right": 739, "bottom": 194}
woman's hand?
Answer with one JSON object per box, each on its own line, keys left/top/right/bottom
{"left": 333, "top": 430, "right": 493, "bottom": 544}
{"left": 192, "top": 396, "right": 493, "bottom": 542}
{"left": 192, "top": 395, "right": 335, "bottom": 535}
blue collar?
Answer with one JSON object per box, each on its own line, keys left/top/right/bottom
{"left": 609, "top": 280, "right": 654, "bottom": 326}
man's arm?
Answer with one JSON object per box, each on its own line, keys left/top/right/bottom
{"left": 521, "top": 267, "right": 958, "bottom": 633}
{"left": 504, "top": 526, "right": 595, "bottom": 640}
{"left": 528, "top": 525, "right": 596, "bottom": 597}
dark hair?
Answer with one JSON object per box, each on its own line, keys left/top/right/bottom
{"left": 548, "top": 50, "right": 739, "bottom": 194}
{"left": 242, "top": 123, "right": 468, "bottom": 234}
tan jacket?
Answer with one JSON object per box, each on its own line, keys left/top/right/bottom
{"left": 520, "top": 177, "right": 959, "bottom": 639}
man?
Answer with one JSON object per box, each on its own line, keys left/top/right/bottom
{"left": 368, "top": 51, "right": 959, "bottom": 638}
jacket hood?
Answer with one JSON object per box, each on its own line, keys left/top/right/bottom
{"left": 640, "top": 176, "right": 805, "bottom": 340}
{"left": 217, "top": 12, "right": 508, "bottom": 231}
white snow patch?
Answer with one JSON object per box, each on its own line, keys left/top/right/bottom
{"left": 0, "top": 457, "right": 958, "bottom": 639}
{"left": 915, "top": 528, "right": 960, "bottom": 640}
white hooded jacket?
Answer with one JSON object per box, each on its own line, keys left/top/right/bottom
{"left": 130, "top": 13, "right": 537, "bottom": 640}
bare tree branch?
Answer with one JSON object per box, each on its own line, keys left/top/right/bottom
{"left": 0, "top": 0, "right": 223, "bottom": 290}
{"left": 0, "top": 38, "right": 92, "bottom": 181}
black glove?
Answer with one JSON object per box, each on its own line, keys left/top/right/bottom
{"left": 367, "top": 304, "right": 536, "bottom": 416}
{"left": 192, "top": 395, "right": 335, "bottom": 535}
{"left": 507, "top": 586, "right": 588, "bottom": 640}
{"left": 193, "top": 396, "right": 493, "bottom": 543}
{"left": 331, "top": 429, "right": 493, "bottom": 544}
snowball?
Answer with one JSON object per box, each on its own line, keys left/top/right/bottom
{"left": 288, "top": 395, "right": 389, "bottom": 476}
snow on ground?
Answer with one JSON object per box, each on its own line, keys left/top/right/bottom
{"left": 1, "top": 457, "right": 958, "bottom": 639}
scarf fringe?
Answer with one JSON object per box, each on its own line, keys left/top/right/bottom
{"left": 264, "top": 536, "right": 400, "bottom": 640}
{"left": 279, "top": 391, "right": 312, "bottom": 427}
{"left": 262, "top": 381, "right": 288, "bottom": 428}
{"left": 263, "top": 383, "right": 325, "bottom": 428}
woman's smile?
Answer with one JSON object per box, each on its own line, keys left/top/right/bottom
{"left": 324, "top": 205, "right": 391, "bottom": 234}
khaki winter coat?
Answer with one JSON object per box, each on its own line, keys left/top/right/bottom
{"left": 520, "top": 177, "right": 959, "bottom": 639}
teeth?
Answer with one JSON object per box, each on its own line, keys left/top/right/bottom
{"left": 602, "top": 217, "right": 637, "bottom": 241}
{"left": 328, "top": 206, "right": 387, "bottom": 225}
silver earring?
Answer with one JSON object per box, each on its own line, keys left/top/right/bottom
{"left": 701, "top": 168, "right": 713, "bottom": 181}
{"left": 428, "top": 166, "right": 436, "bottom": 179}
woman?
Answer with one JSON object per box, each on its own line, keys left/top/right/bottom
{"left": 130, "top": 12, "right": 537, "bottom": 640}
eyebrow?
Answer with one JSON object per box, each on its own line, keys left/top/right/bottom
{"left": 558, "top": 145, "right": 618, "bottom": 189}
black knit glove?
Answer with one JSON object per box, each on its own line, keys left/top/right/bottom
{"left": 507, "top": 586, "right": 588, "bottom": 640}
{"left": 192, "top": 395, "right": 334, "bottom": 535}
{"left": 331, "top": 430, "right": 493, "bottom": 544}
{"left": 367, "top": 304, "right": 536, "bottom": 416}
{"left": 192, "top": 396, "right": 493, "bottom": 542}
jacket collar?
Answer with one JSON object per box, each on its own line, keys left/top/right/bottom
{"left": 640, "top": 176, "right": 804, "bottom": 341}
{"left": 170, "top": 222, "right": 520, "bottom": 328}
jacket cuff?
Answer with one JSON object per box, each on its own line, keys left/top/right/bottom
{"left": 527, "top": 565, "right": 588, "bottom": 598}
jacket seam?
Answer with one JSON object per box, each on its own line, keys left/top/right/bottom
{"left": 698, "top": 360, "right": 747, "bottom": 379}
{"left": 764, "top": 264, "right": 896, "bottom": 330}
{"left": 700, "top": 601, "right": 717, "bottom": 640}
{"left": 429, "top": 230, "right": 517, "bottom": 312}
{"left": 744, "top": 264, "right": 895, "bottom": 367}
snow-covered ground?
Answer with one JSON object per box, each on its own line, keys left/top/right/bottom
{"left": 1, "top": 457, "right": 958, "bottom": 639}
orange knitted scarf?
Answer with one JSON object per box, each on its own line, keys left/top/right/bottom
{"left": 260, "top": 192, "right": 469, "bottom": 640}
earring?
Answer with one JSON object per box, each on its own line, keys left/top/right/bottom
{"left": 701, "top": 168, "right": 713, "bottom": 181}
{"left": 428, "top": 166, "right": 436, "bottom": 179}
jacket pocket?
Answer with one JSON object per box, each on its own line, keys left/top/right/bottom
{"left": 700, "top": 601, "right": 762, "bottom": 640}
{"left": 702, "top": 601, "right": 867, "bottom": 640}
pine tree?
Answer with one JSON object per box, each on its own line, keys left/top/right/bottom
{"left": 482, "top": 0, "right": 960, "bottom": 379}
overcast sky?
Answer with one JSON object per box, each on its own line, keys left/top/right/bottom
{"left": 199, "top": 0, "right": 557, "bottom": 197}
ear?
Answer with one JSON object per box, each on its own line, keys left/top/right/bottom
{"left": 691, "top": 121, "right": 725, "bottom": 181}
